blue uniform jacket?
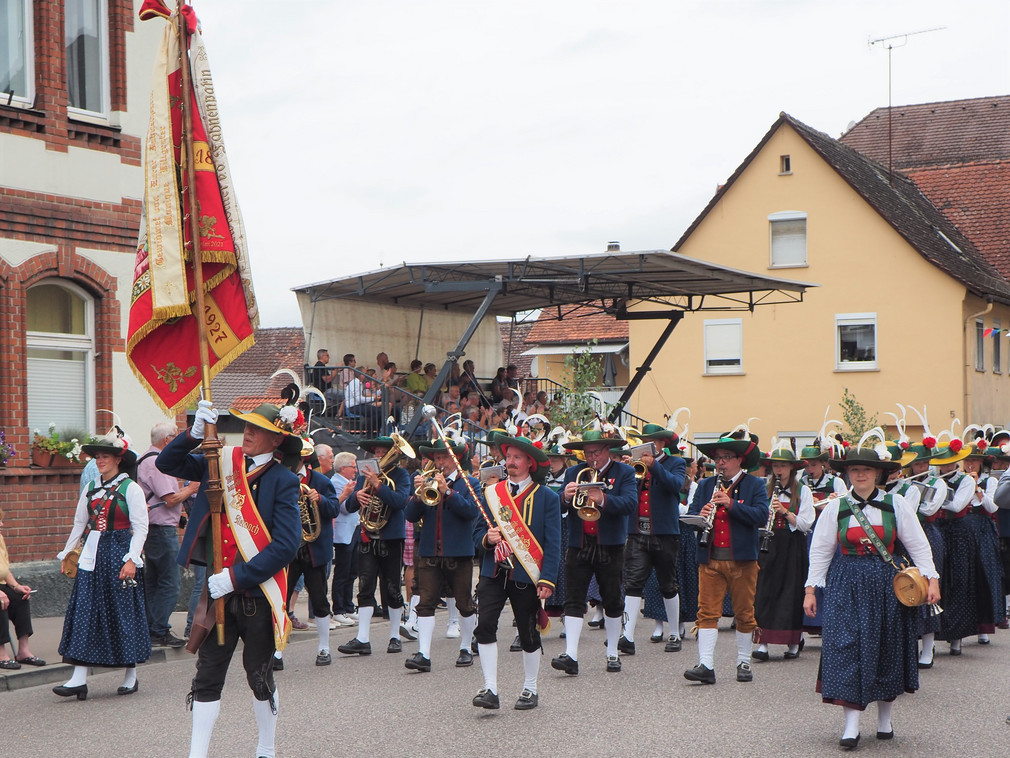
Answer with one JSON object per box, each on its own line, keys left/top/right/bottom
{"left": 474, "top": 482, "right": 562, "bottom": 589}
{"left": 347, "top": 465, "right": 411, "bottom": 540}
{"left": 627, "top": 453, "right": 686, "bottom": 536}
{"left": 688, "top": 472, "right": 768, "bottom": 563}
{"left": 158, "top": 431, "right": 301, "bottom": 596}
{"left": 301, "top": 469, "right": 339, "bottom": 567}
{"left": 563, "top": 461, "right": 638, "bottom": 547}
{"left": 406, "top": 474, "right": 480, "bottom": 558}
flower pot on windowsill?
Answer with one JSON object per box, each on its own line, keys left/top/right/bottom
{"left": 52, "top": 454, "right": 81, "bottom": 468}
{"left": 31, "top": 447, "right": 55, "bottom": 467}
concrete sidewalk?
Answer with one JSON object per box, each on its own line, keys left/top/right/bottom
{"left": 0, "top": 596, "right": 323, "bottom": 693}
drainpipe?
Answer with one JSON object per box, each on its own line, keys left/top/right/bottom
{"left": 964, "top": 299, "right": 993, "bottom": 425}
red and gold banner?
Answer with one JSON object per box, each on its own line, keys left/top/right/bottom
{"left": 486, "top": 481, "right": 545, "bottom": 583}
{"left": 127, "top": 2, "right": 258, "bottom": 414}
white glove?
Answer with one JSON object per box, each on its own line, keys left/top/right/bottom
{"left": 207, "top": 570, "right": 234, "bottom": 599}
{"left": 192, "top": 400, "right": 218, "bottom": 440}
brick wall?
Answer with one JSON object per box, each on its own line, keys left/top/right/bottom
{"left": 0, "top": 467, "right": 86, "bottom": 562}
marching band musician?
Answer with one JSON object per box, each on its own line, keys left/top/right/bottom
{"left": 552, "top": 429, "right": 637, "bottom": 675}
{"left": 804, "top": 444, "right": 939, "bottom": 750}
{"left": 752, "top": 443, "right": 814, "bottom": 662}
{"left": 158, "top": 401, "right": 301, "bottom": 758}
{"left": 930, "top": 442, "right": 979, "bottom": 657}
{"left": 543, "top": 439, "right": 571, "bottom": 625}
{"left": 619, "top": 423, "right": 686, "bottom": 655}
{"left": 894, "top": 441, "right": 945, "bottom": 667}
{"left": 338, "top": 436, "right": 411, "bottom": 657}
{"left": 961, "top": 442, "right": 1006, "bottom": 642}
{"left": 685, "top": 427, "right": 768, "bottom": 685}
{"left": 404, "top": 438, "right": 481, "bottom": 672}
{"left": 473, "top": 434, "right": 561, "bottom": 710}
{"left": 990, "top": 431, "right": 1010, "bottom": 626}
{"left": 799, "top": 442, "right": 848, "bottom": 512}
{"left": 280, "top": 439, "right": 339, "bottom": 667}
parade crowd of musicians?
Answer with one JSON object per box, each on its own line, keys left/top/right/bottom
{"left": 40, "top": 377, "right": 1010, "bottom": 756}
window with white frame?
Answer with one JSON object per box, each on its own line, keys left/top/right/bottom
{"left": 836, "top": 313, "right": 877, "bottom": 370}
{"left": 704, "top": 318, "right": 743, "bottom": 375}
{"left": 26, "top": 281, "right": 95, "bottom": 434}
{"left": 769, "top": 211, "right": 807, "bottom": 268}
{"left": 1, "top": 0, "right": 33, "bottom": 106}
{"left": 65, "top": 0, "right": 109, "bottom": 116}
{"left": 976, "top": 319, "right": 985, "bottom": 372}
{"left": 994, "top": 320, "right": 1002, "bottom": 374}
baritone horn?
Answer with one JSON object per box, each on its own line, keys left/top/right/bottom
{"left": 299, "top": 483, "right": 321, "bottom": 543}
{"left": 360, "top": 431, "right": 416, "bottom": 534}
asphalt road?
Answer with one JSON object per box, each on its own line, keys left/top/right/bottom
{"left": 5, "top": 610, "right": 1009, "bottom": 758}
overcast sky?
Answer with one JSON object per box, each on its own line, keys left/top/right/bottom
{"left": 188, "top": 0, "right": 1010, "bottom": 327}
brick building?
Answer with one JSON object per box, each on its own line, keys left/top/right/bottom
{"left": 0, "top": 1, "right": 162, "bottom": 562}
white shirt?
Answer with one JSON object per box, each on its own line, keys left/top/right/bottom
{"left": 58, "top": 473, "right": 149, "bottom": 570}
{"left": 805, "top": 489, "right": 938, "bottom": 587}
{"left": 940, "top": 472, "right": 975, "bottom": 513}
{"left": 774, "top": 484, "right": 816, "bottom": 534}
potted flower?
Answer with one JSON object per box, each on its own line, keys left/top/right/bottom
{"left": 0, "top": 430, "right": 13, "bottom": 467}
{"left": 32, "top": 423, "right": 91, "bottom": 467}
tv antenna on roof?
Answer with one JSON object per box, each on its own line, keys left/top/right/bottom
{"left": 868, "top": 27, "right": 946, "bottom": 185}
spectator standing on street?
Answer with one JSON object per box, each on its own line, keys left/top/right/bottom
{"left": 137, "top": 422, "right": 199, "bottom": 649}
{"left": 330, "top": 451, "right": 360, "bottom": 627}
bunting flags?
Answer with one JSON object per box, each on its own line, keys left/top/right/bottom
{"left": 127, "top": 2, "right": 258, "bottom": 414}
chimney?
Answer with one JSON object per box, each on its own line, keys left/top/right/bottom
{"left": 606, "top": 241, "right": 620, "bottom": 252}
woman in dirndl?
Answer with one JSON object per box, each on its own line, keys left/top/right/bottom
{"left": 961, "top": 441, "right": 1006, "bottom": 642}
{"left": 804, "top": 442, "right": 939, "bottom": 750}
{"left": 54, "top": 430, "right": 150, "bottom": 700}
{"left": 753, "top": 443, "right": 814, "bottom": 661}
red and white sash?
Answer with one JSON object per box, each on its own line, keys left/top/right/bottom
{"left": 221, "top": 446, "right": 291, "bottom": 650}
{"left": 485, "top": 481, "right": 545, "bottom": 584}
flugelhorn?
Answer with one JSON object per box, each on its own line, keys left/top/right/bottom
{"left": 299, "top": 483, "right": 322, "bottom": 543}
{"left": 698, "top": 473, "right": 725, "bottom": 547}
{"left": 573, "top": 464, "right": 604, "bottom": 521}
{"left": 415, "top": 460, "right": 443, "bottom": 506}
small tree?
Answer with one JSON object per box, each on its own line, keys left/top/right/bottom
{"left": 839, "top": 387, "right": 878, "bottom": 445}
{"left": 551, "top": 341, "right": 609, "bottom": 431}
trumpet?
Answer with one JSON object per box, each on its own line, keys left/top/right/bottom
{"left": 360, "top": 431, "right": 416, "bottom": 534}
{"left": 629, "top": 442, "right": 656, "bottom": 484}
{"left": 415, "top": 460, "right": 443, "bottom": 506}
{"left": 698, "top": 474, "right": 725, "bottom": 547}
{"left": 573, "top": 465, "right": 603, "bottom": 521}
{"left": 760, "top": 476, "right": 783, "bottom": 553}
{"left": 299, "top": 483, "right": 322, "bottom": 543}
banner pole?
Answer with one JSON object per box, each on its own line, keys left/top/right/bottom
{"left": 177, "top": 3, "right": 226, "bottom": 646}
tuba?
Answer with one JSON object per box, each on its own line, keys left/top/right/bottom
{"left": 360, "top": 432, "right": 416, "bottom": 534}
{"left": 573, "top": 464, "right": 603, "bottom": 521}
{"left": 299, "top": 483, "right": 322, "bottom": 543}
{"left": 414, "top": 460, "right": 443, "bottom": 506}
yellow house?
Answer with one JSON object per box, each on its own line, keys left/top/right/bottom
{"left": 630, "top": 103, "right": 1010, "bottom": 446}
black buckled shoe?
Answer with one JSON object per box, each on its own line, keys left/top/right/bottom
{"left": 683, "top": 664, "right": 715, "bottom": 684}
{"left": 514, "top": 688, "right": 538, "bottom": 710}
{"left": 272, "top": 657, "right": 284, "bottom": 671}
{"left": 315, "top": 650, "right": 332, "bottom": 666}
{"left": 472, "top": 688, "right": 500, "bottom": 709}
{"left": 387, "top": 638, "right": 402, "bottom": 654}
{"left": 753, "top": 649, "right": 770, "bottom": 661}
{"left": 650, "top": 632, "right": 664, "bottom": 643}
{"left": 665, "top": 635, "right": 682, "bottom": 653}
{"left": 876, "top": 730, "right": 894, "bottom": 740}
{"left": 404, "top": 652, "right": 431, "bottom": 672}
{"left": 337, "top": 638, "right": 372, "bottom": 656}
{"left": 53, "top": 684, "right": 88, "bottom": 700}
{"left": 617, "top": 635, "right": 636, "bottom": 655}
{"left": 736, "top": 662, "right": 753, "bottom": 682}
{"left": 606, "top": 655, "right": 622, "bottom": 672}
{"left": 456, "top": 649, "right": 474, "bottom": 667}
{"left": 116, "top": 681, "right": 139, "bottom": 695}
{"left": 550, "top": 653, "right": 579, "bottom": 675}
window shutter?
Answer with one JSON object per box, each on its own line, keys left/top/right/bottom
{"left": 771, "top": 218, "right": 806, "bottom": 266}
{"left": 28, "top": 355, "right": 88, "bottom": 432}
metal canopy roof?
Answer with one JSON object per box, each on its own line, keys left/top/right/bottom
{"left": 293, "top": 250, "right": 815, "bottom": 316}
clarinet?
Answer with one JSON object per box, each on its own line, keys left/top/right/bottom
{"left": 760, "top": 475, "right": 783, "bottom": 553}
{"left": 698, "top": 473, "right": 724, "bottom": 547}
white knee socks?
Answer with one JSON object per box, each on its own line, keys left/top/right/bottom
{"left": 388, "top": 609, "right": 401, "bottom": 643}
{"left": 563, "top": 616, "right": 583, "bottom": 660}
{"left": 121, "top": 666, "right": 137, "bottom": 689}
{"left": 843, "top": 706, "right": 860, "bottom": 740}
{"left": 64, "top": 664, "right": 88, "bottom": 688}
{"left": 920, "top": 632, "right": 934, "bottom": 663}
{"left": 663, "top": 595, "right": 680, "bottom": 637}
{"left": 459, "top": 613, "right": 476, "bottom": 651}
{"left": 522, "top": 650, "right": 540, "bottom": 693}
{"left": 478, "top": 642, "right": 498, "bottom": 694}
{"left": 447, "top": 597, "right": 459, "bottom": 625}
{"left": 316, "top": 616, "right": 330, "bottom": 653}
{"left": 876, "top": 700, "right": 892, "bottom": 733}
{"left": 623, "top": 595, "right": 642, "bottom": 642}
{"left": 697, "top": 628, "right": 717, "bottom": 668}
{"left": 356, "top": 605, "right": 373, "bottom": 644}
{"left": 253, "top": 692, "right": 278, "bottom": 758}
{"left": 604, "top": 615, "right": 622, "bottom": 657}
{"left": 188, "top": 699, "right": 221, "bottom": 758}
{"left": 416, "top": 615, "right": 436, "bottom": 658}
{"left": 736, "top": 630, "right": 752, "bottom": 665}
